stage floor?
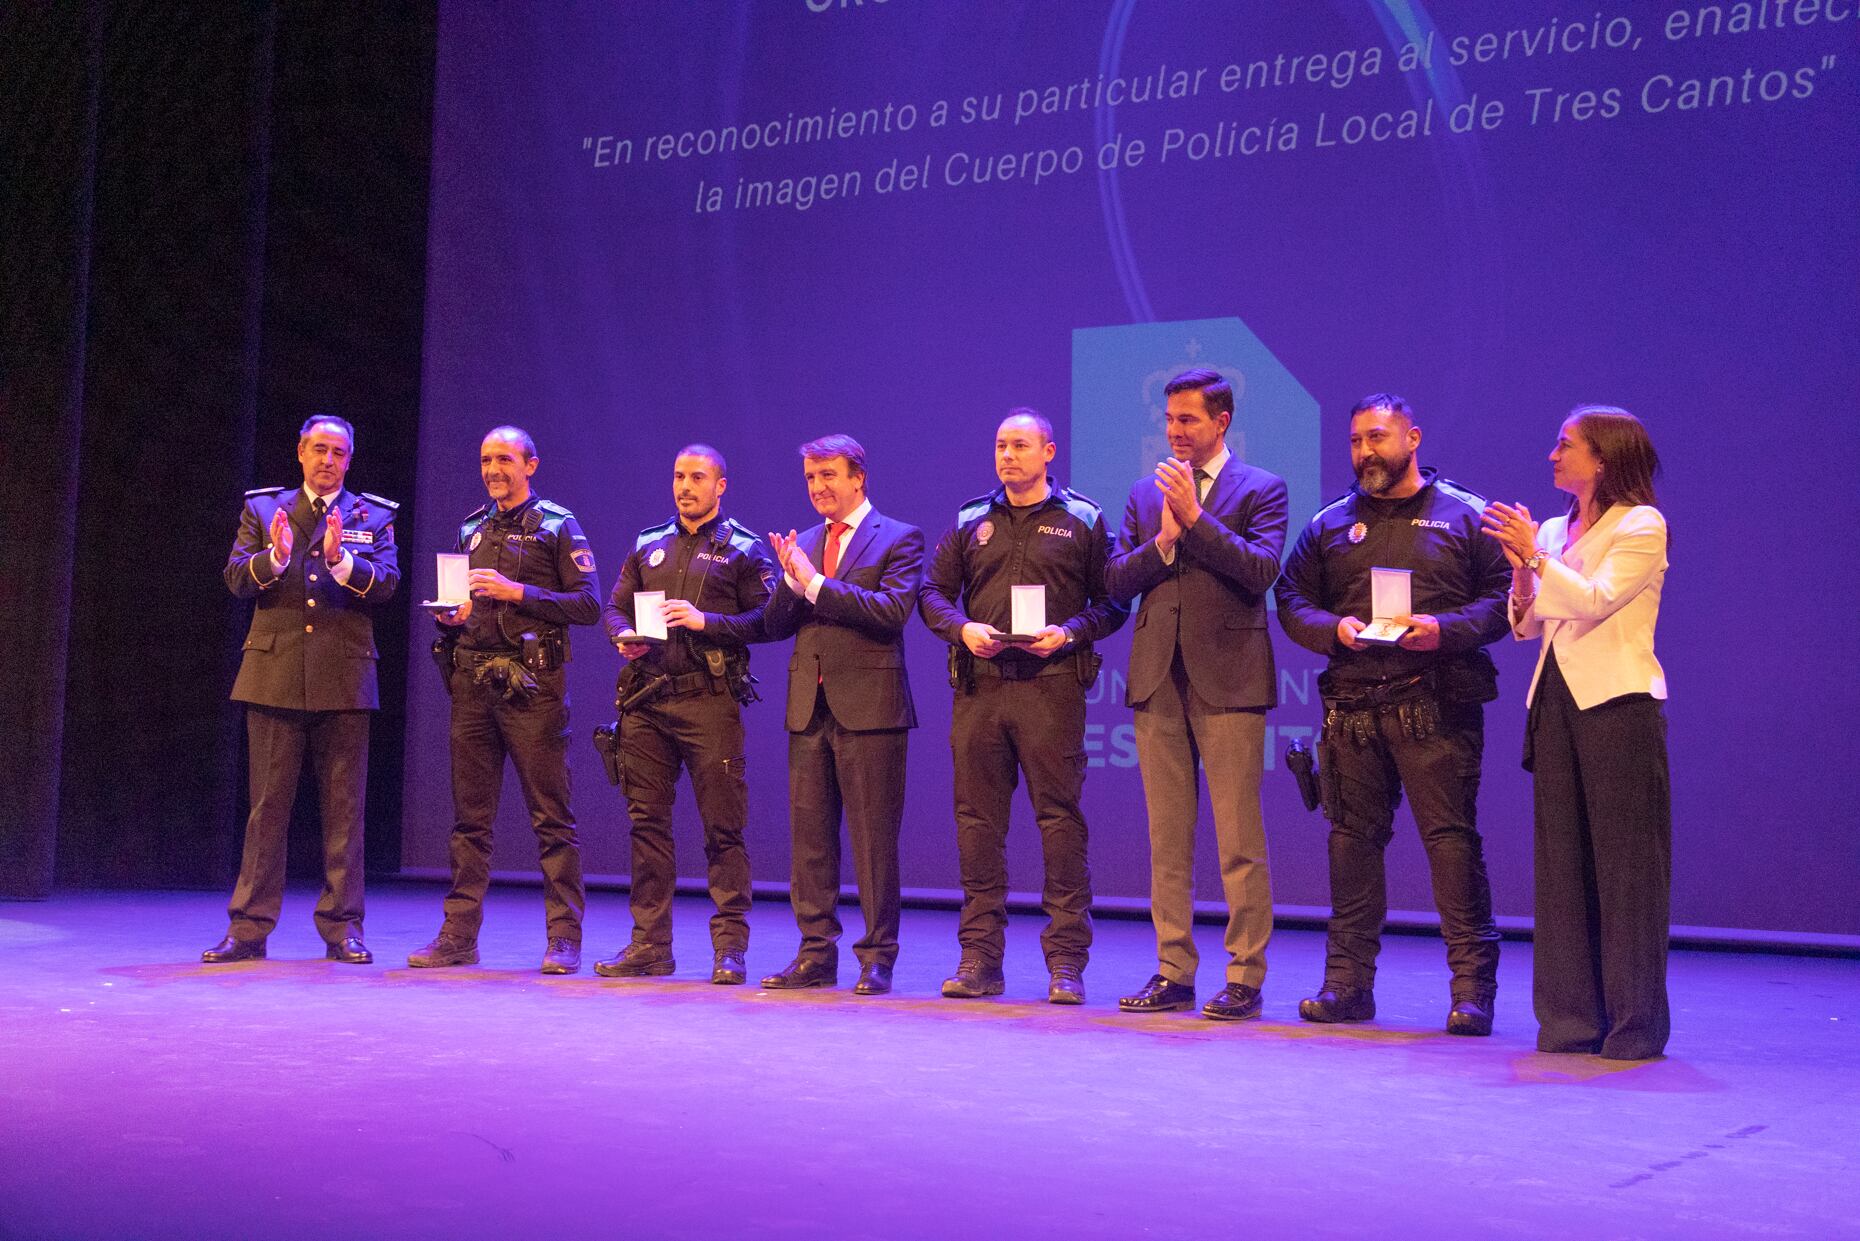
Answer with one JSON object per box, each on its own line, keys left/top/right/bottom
{"left": 1, "top": 883, "right": 1853, "bottom": 1240}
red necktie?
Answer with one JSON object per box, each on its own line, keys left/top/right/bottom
{"left": 823, "top": 521, "right": 849, "bottom": 579}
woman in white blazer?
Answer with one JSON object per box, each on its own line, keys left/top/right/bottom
{"left": 1483, "top": 407, "right": 1672, "bottom": 1061}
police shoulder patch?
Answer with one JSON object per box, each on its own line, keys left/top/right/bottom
{"left": 956, "top": 494, "right": 995, "bottom": 527}
{"left": 1313, "top": 492, "right": 1356, "bottom": 523}
{"left": 571, "top": 547, "right": 596, "bottom": 573}
{"left": 1056, "top": 488, "right": 1105, "bottom": 530}
{"left": 1432, "top": 478, "right": 1488, "bottom": 512}
{"left": 722, "top": 520, "right": 765, "bottom": 555}
{"left": 635, "top": 520, "right": 676, "bottom": 550}
{"left": 360, "top": 491, "right": 400, "bottom": 511}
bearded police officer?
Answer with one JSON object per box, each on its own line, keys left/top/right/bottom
{"left": 409, "top": 427, "right": 601, "bottom": 975}
{"left": 209, "top": 415, "right": 399, "bottom": 965}
{"left": 595, "top": 444, "right": 777, "bottom": 986}
{"left": 920, "top": 409, "right": 1127, "bottom": 1004}
{"left": 1276, "top": 394, "right": 1511, "bottom": 1035}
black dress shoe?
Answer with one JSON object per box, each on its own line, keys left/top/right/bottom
{"left": 854, "top": 962, "right": 893, "bottom": 995}
{"left": 594, "top": 943, "right": 674, "bottom": 977}
{"left": 407, "top": 933, "right": 479, "bottom": 968}
{"left": 1118, "top": 973, "right": 1194, "bottom": 1012}
{"left": 202, "top": 936, "right": 266, "bottom": 964}
{"left": 1048, "top": 965, "right": 1085, "bottom": 1005}
{"left": 326, "top": 937, "right": 373, "bottom": 965}
{"left": 1202, "top": 982, "right": 1262, "bottom": 1022}
{"left": 712, "top": 950, "right": 747, "bottom": 985}
{"left": 760, "top": 956, "right": 837, "bottom": 989}
{"left": 541, "top": 938, "right": 581, "bottom": 975}
{"left": 1299, "top": 986, "right": 1376, "bottom": 1023}
{"left": 941, "top": 956, "right": 1005, "bottom": 998}
{"left": 1447, "top": 995, "right": 1494, "bottom": 1036}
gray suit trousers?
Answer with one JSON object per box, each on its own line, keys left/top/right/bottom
{"left": 1133, "top": 653, "right": 1271, "bottom": 988}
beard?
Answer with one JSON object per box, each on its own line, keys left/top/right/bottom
{"left": 1354, "top": 448, "right": 1412, "bottom": 496}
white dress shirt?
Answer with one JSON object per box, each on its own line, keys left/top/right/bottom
{"left": 789, "top": 497, "right": 872, "bottom": 603}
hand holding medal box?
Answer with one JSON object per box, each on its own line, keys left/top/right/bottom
{"left": 1001, "top": 584, "right": 1046, "bottom": 643}
{"left": 615, "top": 590, "right": 669, "bottom": 645}
{"left": 420, "top": 553, "right": 471, "bottom": 614}
{"left": 1356, "top": 567, "right": 1413, "bottom": 645}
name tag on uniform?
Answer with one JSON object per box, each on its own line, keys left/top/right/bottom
{"left": 340, "top": 529, "right": 375, "bottom": 545}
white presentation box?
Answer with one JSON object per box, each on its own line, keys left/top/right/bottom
{"left": 1356, "top": 567, "right": 1413, "bottom": 645}
{"left": 420, "top": 553, "right": 471, "bottom": 613}
{"left": 616, "top": 590, "right": 669, "bottom": 644}
{"left": 1004, "top": 584, "right": 1047, "bottom": 642}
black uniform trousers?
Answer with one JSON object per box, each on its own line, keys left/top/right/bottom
{"left": 950, "top": 669, "right": 1092, "bottom": 969}
{"left": 1528, "top": 652, "right": 1671, "bottom": 1060}
{"left": 620, "top": 686, "right": 751, "bottom": 953}
{"left": 1322, "top": 698, "right": 1500, "bottom": 997}
{"left": 788, "top": 690, "right": 908, "bottom": 969}
{"left": 442, "top": 663, "right": 585, "bottom": 942}
{"left": 229, "top": 705, "right": 367, "bottom": 944}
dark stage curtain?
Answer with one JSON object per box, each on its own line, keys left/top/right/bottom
{"left": 0, "top": 3, "right": 436, "bottom": 899}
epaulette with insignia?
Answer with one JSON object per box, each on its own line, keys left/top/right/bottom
{"left": 956, "top": 493, "right": 996, "bottom": 526}
{"left": 1056, "top": 488, "right": 1105, "bottom": 529}
{"left": 360, "top": 491, "right": 399, "bottom": 510}
{"left": 1432, "top": 478, "right": 1488, "bottom": 511}
{"left": 538, "top": 499, "right": 572, "bottom": 518}
{"left": 246, "top": 485, "right": 287, "bottom": 497}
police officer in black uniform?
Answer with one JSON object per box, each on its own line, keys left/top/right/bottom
{"left": 920, "top": 409, "right": 1128, "bottom": 1004}
{"left": 594, "top": 444, "right": 776, "bottom": 986}
{"left": 410, "top": 427, "right": 602, "bottom": 974}
{"left": 1276, "top": 394, "right": 1511, "bottom": 1035}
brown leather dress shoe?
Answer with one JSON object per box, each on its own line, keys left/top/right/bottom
{"left": 593, "top": 943, "right": 674, "bottom": 977}
{"left": 760, "top": 956, "right": 837, "bottom": 989}
{"left": 1202, "top": 982, "right": 1262, "bottom": 1021}
{"left": 201, "top": 936, "right": 266, "bottom": 964}
{"left": 1118, "top": 974, "right": 1195, "bottom": 1012}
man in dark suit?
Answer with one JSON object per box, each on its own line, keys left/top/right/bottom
{"left": 760, "top": 435, "right": 923, "bottom": 995}
{"left": 208, "top": 415, "right": 400, "bottom": 964}
{"left": 1105, "top": 368, "right": 1288, "bottom": 1019}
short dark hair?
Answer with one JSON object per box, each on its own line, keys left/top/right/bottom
{"left": 1349, "top": 393, "right": 1415, "bottom": 423}
{"left": 484, "top": 425, "right": 537, "bottom": 460}
{"left": 798, "top": 434, "right": 866, "bottom": 477}
{"left": 1164, "top": 368, "right": 1234, "bottom": 421}
{"left": 299, "top": 415, "right": 355, "bottom": 451}
{"left": 1001, "top": 407, "right": 1054, "bottom": 444}
{"left": 1567, "top": 405, "right": 1662, "bottom": 517}
{"left": 677, "top": 442, "right": 728, "bottom": 477}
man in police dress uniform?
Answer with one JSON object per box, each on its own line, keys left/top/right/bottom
{"left": 409, "top": 427, "right": 602, "bottom": 975}
{"left": 595, "top": 444, "right": 777, "bottom": 985}
{"left": 1276, "top": 394, "right": 1511, "bottom": 1035}
{"left": 919, "top": 409, "right": 1128, "bottom": 1004}
{"left": 208, "top": 415, "right": 399, "bottom": 964}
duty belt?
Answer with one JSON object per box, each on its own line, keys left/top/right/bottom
{"left": 1322, "top": 670, "right": 1433, "bottom": 711}
{"left": 455, "top": 646, "right": 520, "bottom": 669}
{"left": 975, "top": 652, "right": 1080, "bottom": 681}
{"left": 659, "top": 669, "right": 721, "bottom": 696}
